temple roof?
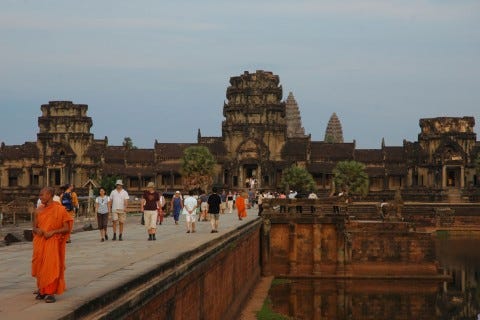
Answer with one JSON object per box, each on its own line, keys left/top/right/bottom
{"left": 310, "top": 142, "right": 355, "bottom": 161}
{"left": 126, "top": 149, "right": 155, "bottom": 165}
{"left": 0, "top": 142, "right": 39, "bottom": 160}
{"left": 155, "top": 143, "right": 196, "bottom": 160}
{"left": 324, "top": 112, "right": 344, "bottom": 143}
{"left": 281, "top": 138, "right": 309, "bottom": 160}
{"left": 355, "top": 149, "right": 383, "bottom": 163}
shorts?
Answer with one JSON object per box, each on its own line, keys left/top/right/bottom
{"left": 201, "top": 202, "right": 208, "bottom": 211}
{"left": 220, "top": 202, "right": 226, "bottom": 210}
{"left": 186, "top": 214, "right": 197, "bottom": 223}
{"left": 144, "top": 210, "right": 158, "bottom": 230}
{"left": 210, "top": 213, "right": 220, "bottom": 220}
{"left": 97, "top": 212, "right": 108, "bottom": 229}
{"left": 112, "top": 209, "right": 126, "bottom": 223}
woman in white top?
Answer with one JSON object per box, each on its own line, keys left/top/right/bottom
{"left": 95, "top": 187, "right": 110, "bottom": 242}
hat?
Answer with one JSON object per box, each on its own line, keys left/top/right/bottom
{"left": 115, "top": 179, "right": 123, "bottom": 186}
{"left": 147, "top": 182, "right": 155, "bottom": 188}
{"left": 175, "top": 190, "right": 180, "bottom": 194}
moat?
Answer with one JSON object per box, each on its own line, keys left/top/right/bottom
{"left": 264, "top": 234, "right": 480, "bottom": 320}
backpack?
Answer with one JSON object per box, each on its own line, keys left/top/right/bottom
{"left": 62, "top": 192, "right": 73, "bottom": 211}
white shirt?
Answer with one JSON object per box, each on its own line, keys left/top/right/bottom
{"left": 308, "top": 193, "right": 318, "bottom": 199}
{"left": 184, "top": 196, "right": 197, "bottom": 214}
{"left": 110, "top": 188, "right": 129, "bottom": 211}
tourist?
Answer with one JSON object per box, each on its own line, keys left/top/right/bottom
{"left": 157, "top": 192, "right": 166, "bottom": 225}
{"left": 308, "top": 190, "right": 318, "bottom": 213}
{"left": 31, "top": 187, "right": 73, "bottom": 303}
{"left": 109, "top": 179, "right": 129, "bottom": 241}
{"left": 207, "top": 187, "right": 222, "bottom": 233}
{"left": 61, "top": 184, "right": 79, "bottom": 243}
{"left": 183, "top": 190, "right": 198, "bottom": 233}
{"left": 141, "top": 182, "right": 160, "bottom": 241}
{"left": 220, "top": 189, "right": 227, "bottom": 214}
{"left": 235, "top": 191, "right": 247, "bottom": 220}
{"left": 279, "top": 191, "right": 287, "bottom": 213}
{"left": 171, "top": 191, "right": 183, "bottom": 225}
{"left": 257, "top": 190, "right": 264, "bottom": 216}
{"left": 199, "top": 192, "right": 209, "bottom": 221}
{"left": 95, "top": 187, "right": 110, "bottom": 242}
{"left": 248, "top": 189, "right": 255, "bottom": 209}
{"left": 226, "top": 191, "right": 234, "bottom": 214}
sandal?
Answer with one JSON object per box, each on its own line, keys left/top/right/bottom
{"left": 35, "top": 293, "right": 46, "bottom": 300}
{"left": 45, "top": 295, "right": 56, "bottom": 303}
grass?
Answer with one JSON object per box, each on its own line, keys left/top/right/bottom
{"left": 270, "top": 278, "right": 292, "bottom": 287}
{"left": 256, "top": 298, "right": 290, "bottom": 320}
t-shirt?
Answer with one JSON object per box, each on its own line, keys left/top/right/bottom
{"left": 96, "top": 196, "right": 110, "bottom": 214}
{"left": 207, "top": 193, "right": 222, "bottom": 214}
{"left": 110, "top": 188, "right": 129, "bottom": 211}
{"left": 143, "top": 191, "right": 159, "bottom": 210}
{"left": 183, "top": 196, "right": 198, "bottom": 214}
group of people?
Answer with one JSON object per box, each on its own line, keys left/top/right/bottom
{"left": 31, "top": 180, "right": 262, "bottom": 304}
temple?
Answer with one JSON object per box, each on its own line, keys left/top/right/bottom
{"left": 0, "top": 70, "right": 479, "bottom": 201}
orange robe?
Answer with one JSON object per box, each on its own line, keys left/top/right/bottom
{"left": 235, "top": 195, "right": 247, "bottom": 218}
{"left": 32, "top": 202, "right": 73, "bottom": 295}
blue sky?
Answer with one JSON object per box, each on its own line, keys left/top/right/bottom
{"left": 1, "top": 0, "right": 479, "bottom": 148}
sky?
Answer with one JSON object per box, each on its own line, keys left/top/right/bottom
{"left": 1, "top": 0, "right": 479, "bottom": 149}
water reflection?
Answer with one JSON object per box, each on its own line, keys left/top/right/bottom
{"left": 267, "top": 235, "right": 480, "bottom": 319}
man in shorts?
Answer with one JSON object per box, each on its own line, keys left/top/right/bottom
{"left": 183, "top": 190, "right": 198, "bottom": 233}
{"left": 109, "top": 179, "right": 129, "bottom": 241}
{"left": 207, "top": 187, "right": 222, "bottom": 233}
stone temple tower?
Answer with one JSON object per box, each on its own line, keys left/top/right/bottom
{"left": 324, "top": 112, "right": 344, "bottom": 143}
{"left": 222, "top": 70, "right": 287, "bottom": 187}
{"left": 285, "top": 92, "right": 306, "bottom": 138}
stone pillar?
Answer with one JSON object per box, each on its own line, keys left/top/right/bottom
{"left": 442, "top": 165, "right": 447, "bottom": 188}
{"left": 288, "top": 222, "right": 297, "bottom": 275}
{"left": 312, "top": 224, "right": 322, "bottom": 275}
{"left": 336, "top": 225, "right": 345, "bottom": 276}
{"left": 288, "top": 283, "right": 297, "bottom": 317}
{"left": 460, "top": 166, "right": 465, "bottom": 188}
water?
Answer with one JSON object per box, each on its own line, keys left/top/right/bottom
{"left": 266, "top": 234, "right": 480, "bottom": 320}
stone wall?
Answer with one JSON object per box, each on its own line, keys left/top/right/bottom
{"left": 124, "top": 220, "right": 261, "bottom": 320}
{"left": 263, "top": 214, "right": 439, "bottom": 278}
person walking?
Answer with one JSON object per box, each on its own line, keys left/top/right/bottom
{"left": 95, "top": 187, "right": 110, "bottom": 242}
{"left": 226, "top": 191, "right": 234, "bottom": 214}
{"left": 171, "top": 191, "right": 183, "bottom": 225}
{"left": 60, "top": 184, "right": 78, "bottom": 243}
{"left": 236, "top": 191, "right": 247, "bottom": 220}
{"left": 207, "top": 187, "right": 222, "bottom": 233}
{"left": 157, "top": 192, "right": 166, "bottom": 225}
{"left": 199, "top": 192, "right": 209, "bottom": 221}
{"left": 141, "top": 182, "right": 160, "bottom": 241}
{"left": 257, "top": 190, "right": 264, "bottom": 216}
{"left": 183, "top": 190, "right": 198, "bottom": 233}
{"left": 109, "top": 180, "right": 129, "bottom": 241}
{"left": 32, "top": 187, "right": 73, "bottom": 303}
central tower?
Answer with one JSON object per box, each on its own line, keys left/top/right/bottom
{"left": 222, "top": 70, "right": 287, "bottom": 188}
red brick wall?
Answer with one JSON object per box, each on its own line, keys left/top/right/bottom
{"left": 125, "top": 222, "right": 261, "bottom": 320}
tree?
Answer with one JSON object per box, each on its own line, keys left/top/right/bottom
{"left": 181, "top": 146, "right": 216, "bottom": 192}
{"left": 96, "top": 175, "right": 120, "bottom": 195}
{"left": 280, "top": 165, "right": 316, "bottom": 193}
{"left": 122, "top": 137, "right": 137, "bottom": 150}
{"left": 333, "top": 160, "right": 369, "bottom": 197}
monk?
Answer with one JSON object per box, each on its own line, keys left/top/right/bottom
{"left": 235, "top": 192, "right": 247, "bottom": 220}
{"left": 32, "top": 187, "right": 73, "bottom": 303}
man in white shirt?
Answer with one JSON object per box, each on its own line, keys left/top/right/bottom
{"left": 108, "top": 180, "right": 129, "bottom": 241}
{"left": 183, "top": 190, "right": 198, "bottom": 233}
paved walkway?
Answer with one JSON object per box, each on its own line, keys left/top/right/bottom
{"left": 0, "top": 209, "right": 260, "bottom": 320}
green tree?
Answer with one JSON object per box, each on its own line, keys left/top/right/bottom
{"left": 96, "top": 175, "right": 120, "bottom": 194}
{"left": 123, "top": 137, "right": 137, "bottom": 149}
{"left": 181, "top": 146, "right": 216, "bottom": 192}
{"left": 280, "top": 165, "right": 316, "bottom": 193}
{"left": 333, "top": 160, "right": 369, "bottom": 197}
